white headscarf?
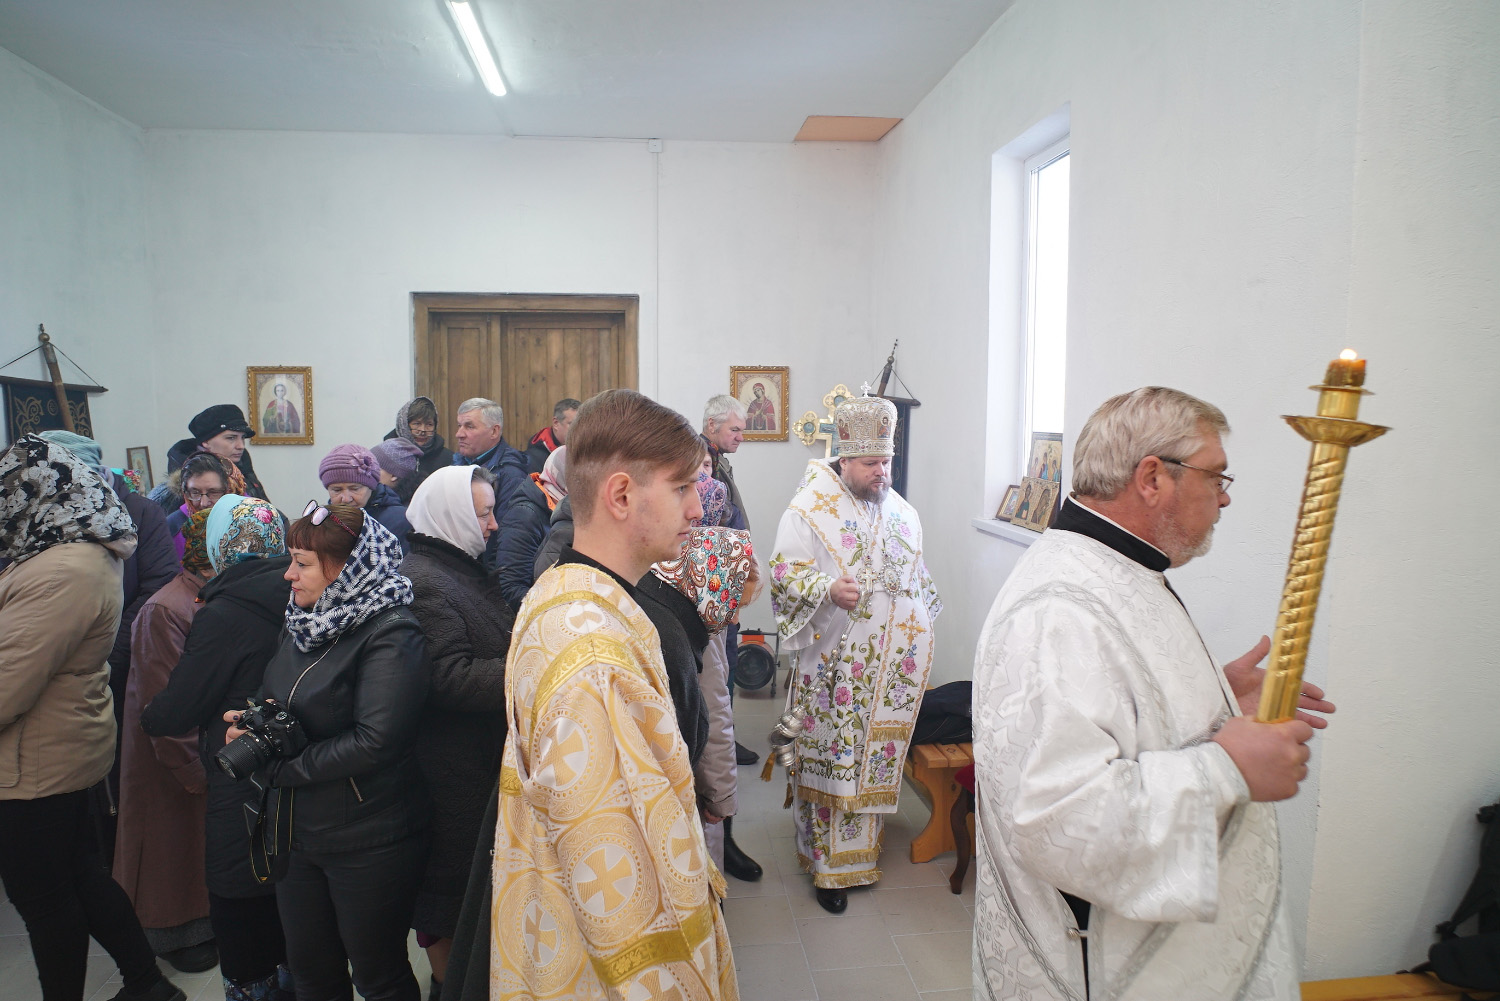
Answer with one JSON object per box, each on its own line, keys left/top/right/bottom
{"left": 539, "top": 445, "right": 567, "bottom": 505}
{"left": 408, "top": 466, "right": 488, "bottom": 558}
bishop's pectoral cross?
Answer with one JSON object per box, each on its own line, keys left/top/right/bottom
{"left": 854, "top": 557, "right": 882, "bottom": 602}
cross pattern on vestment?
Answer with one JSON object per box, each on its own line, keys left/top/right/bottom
{"left": 669, "top": 820, "right": 700, "bottom": 874}
{"left": 577, "top": 847, "right": 635, "bottom": 914}
{"left": 630, "top": 971, "right": 684, "bottom": 1001}
{"left": 810, "top": 490, "right": 841, "bottom": 517}
{"left": 539, "top": 723, "right": 588, "bottom": 789}
{"left": 895, "top": 610, "right": 925, "bottom": 647}
{"left": 524, "top": 903, "right": 560, "bottom": 963}
{"left": 855, "top": 559, "right": 882, "bottom": 598}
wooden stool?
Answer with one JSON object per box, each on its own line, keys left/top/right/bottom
{"left": 901, "top": 742, "right": 974, "bottom": 864}
{"left": 949, "top": 762, "right": 976, "bottom": 893}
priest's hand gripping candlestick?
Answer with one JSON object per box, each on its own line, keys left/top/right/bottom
{"left": 1256, "top": 351, "right": 1390, "bottom": 722}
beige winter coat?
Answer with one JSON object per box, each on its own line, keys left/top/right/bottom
{"left": 0, "top": 541, "right": 126, "bottom": 800}
{"left": 695, "top": 631, "right": 738, "bottom": 819}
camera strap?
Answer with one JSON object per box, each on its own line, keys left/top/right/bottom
{"left": 245, "top": 772, "right": 294, "bottom": 883}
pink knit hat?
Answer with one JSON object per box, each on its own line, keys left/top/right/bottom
{"left": 318, "top": 444, "right": 381, "bottom": 490}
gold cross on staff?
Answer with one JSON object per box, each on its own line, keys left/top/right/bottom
{"left": 855, "top": 559, "right": 881, "bottom": 599}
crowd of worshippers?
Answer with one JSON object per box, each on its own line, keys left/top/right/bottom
{"left": 0, "top": 383, "right": 1329, "bottom": 1001}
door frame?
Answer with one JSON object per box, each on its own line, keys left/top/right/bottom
{"left": 410, "top": 292, "right": 640, "bottom": 404}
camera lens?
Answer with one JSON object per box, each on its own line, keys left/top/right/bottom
{"left": 216, "top": 730, "right": 273, "bottom": 780}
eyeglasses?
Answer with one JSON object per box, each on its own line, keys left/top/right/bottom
{"left": 1156, "top": 457, "right": 1235, "bottom": 494}
{"left": 302, "top": 500, "right": 359, "bottom": 539}
{"left": 185, "top": 488, "right": 225, "bottom": 503}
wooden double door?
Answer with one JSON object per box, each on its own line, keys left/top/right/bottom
{"left": 413, "top": 294, "right": 639, "bottom": 448}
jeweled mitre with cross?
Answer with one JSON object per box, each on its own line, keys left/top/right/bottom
{"left": 833, "top": 385, "right": 897, "bottom": 458}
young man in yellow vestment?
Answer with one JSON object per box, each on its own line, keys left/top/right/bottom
{"left": 490, "top": 389, "right": 739, "bottom": 1001}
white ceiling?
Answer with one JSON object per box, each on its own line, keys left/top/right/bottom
{"left": 0, "top": 0, "right": 1014, "bottom": 141}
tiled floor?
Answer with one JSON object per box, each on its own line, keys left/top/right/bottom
{"left": 723, "top": 684, "right": 974, "bottom": 1001}
{"left": 0, "top": 680, "right": 974, "bottom": 1000}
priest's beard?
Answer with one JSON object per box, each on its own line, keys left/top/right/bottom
{"left": 846, "top": 479, "right": 889, "bottom": 505}
{"left": 1160, "top": 521, "right": 1215, "bottom": 567}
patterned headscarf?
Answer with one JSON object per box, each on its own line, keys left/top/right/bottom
{"left": 538, "top": 445, "right": 567, "bottom": 505}
{"left": 0, "top": 435, "right": 137, "bottom": 565}
{"left": 651, "top": 527, "right": 755, "bottom": 634}
{"left": 206, "top": 495, "right": 285, "bottom": 573}
{"left": 693, "top": 470, "right": 727, "bottom": 529}
{"left": 284, "top": 511, "right": 413, "bottom": 652}
{"left": 181, "top": 508, "right": 216, "bottom": 577}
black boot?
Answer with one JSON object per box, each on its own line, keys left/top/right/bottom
{"left": 722, "top": 817, "right": 763, "bottom": 882}
{"left": 735, "top": 741, "right": 760, "bottom": 766}
{"left": 815, "top": 887, "right": 848, "bottom": 914}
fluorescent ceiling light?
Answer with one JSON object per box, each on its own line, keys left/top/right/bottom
{"left": 448, "top": 1, "right": 506, "bottom": 97}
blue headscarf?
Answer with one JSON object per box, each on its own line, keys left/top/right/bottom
{"left": 206, "top": 494, "right": 285, "bottom": 573}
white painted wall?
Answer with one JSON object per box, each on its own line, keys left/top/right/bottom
{"left": 143, "top": 133, "right": 877, "bottom": 622}
{"left": 873, "top": 0, "right": 1499, "bottom": 980}
{"left": 1304, "top": 1, "right": 1500, "bottom": 976}
{"left": 0, "top": 48, "right": 159, "bottom": 468}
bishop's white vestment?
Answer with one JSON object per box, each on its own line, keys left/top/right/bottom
{"left": 770, "top": 459, "right": 941, "bottom": 888}
{"left": 971, "top": 500, "right": 1296, "bottom": 1000}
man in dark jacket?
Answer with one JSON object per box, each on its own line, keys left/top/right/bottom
{"left": 523, "top": 397, "right": 580, "bottom": 474}
{"left": 450, "top": 398, "right": 528, "bottom": 571}
{"left": 492, "top": 473, "right": 552, "bottom": 609}
{"left": 383, "top": 396, "right": 454, "bottom": 503}
{"left": 152, "top": 404, "right": 271, "bottom": 512}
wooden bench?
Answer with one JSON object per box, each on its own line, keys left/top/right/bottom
{"left": 1301, "top": 974, "right": 1497, "bottom": 1000}
{"left": 901, "top": 741, "right": 973, "bottom": 863}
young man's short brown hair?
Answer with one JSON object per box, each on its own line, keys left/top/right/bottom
{"left": 568, "top": 390, "right": 706, "bottom": 524}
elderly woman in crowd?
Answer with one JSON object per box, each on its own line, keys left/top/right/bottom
{"left": 165, "top": 451, "right": 234, "bottom": 560}
{"left": 0, "top": 435, "right": 187, "bottom": 1001}
{"left": 222, "top": 502, "right": 428, "bottom": 1001}
{"left": 384, "top": 396, "right": 453, "bottom": 502}
{"left": 320, "top": 443, "right": 413, "bottom": 555}
{"left": 114, "top": 509, "right": 217, "bottom": 974}
{"left": 142, "top": 494, "right": 292, "bottom": 1001}
{"left": 400, "top": 466, "right": 509, "bottom": 1001}
{"left": 531, "top": 445, "right": 573, "bottom": 578}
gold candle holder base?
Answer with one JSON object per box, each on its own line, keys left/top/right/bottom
{"left": 1255, "top": 381, "right": 1390, "bottom": 723}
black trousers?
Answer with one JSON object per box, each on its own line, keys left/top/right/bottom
{"left": 276, "top": 834, "right": 427, "bottom": 1001}
{"left": 209, "top": 892, "right": 286, "bottom": 984}
{"left": 0, "top": 789, "right": 162, "bottom": 1001}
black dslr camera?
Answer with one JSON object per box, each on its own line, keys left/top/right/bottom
{"left": 216, "top": 701, "right": 307, "bottom": 781}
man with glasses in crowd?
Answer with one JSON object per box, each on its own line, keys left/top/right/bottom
{"left": 972, "top": 386, "right": 1335, "bottom": 1001}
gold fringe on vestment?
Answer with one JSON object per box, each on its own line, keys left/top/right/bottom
{"left": 791, "top": 784, "right": 901, "bottom": 812}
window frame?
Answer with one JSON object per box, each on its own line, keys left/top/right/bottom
{"left": 1020, "top": 137, "right": 1071, "bottom": 476}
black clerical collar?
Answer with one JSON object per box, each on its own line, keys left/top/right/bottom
{"left": 1053, "top": 497, "right": 1172, "bottom": 573}
{"left": 558, "top": 546, "right": 638, "bottom": 598}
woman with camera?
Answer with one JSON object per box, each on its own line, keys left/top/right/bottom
{"left": 222, "top": 501, "right": 428, "bottom": 1001}
{"left": 141, "top": 494, "right": 292, "bottom": 1000}
{"left": 398, "top": 466, "right": 510, "bottom": 1000}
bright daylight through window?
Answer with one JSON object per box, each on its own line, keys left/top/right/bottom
{"left": 1023, "top": 141, "right": 1070, "bottom": 464}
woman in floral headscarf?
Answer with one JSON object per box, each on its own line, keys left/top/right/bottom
{"left": 647, "top": 526, "right": 763, "bottom": 882}
{"left": 0, "top": 435, "right": 191, "bottom": 1001}
{"left": 142, "top": 495, "right": 294, "bottom": 1001}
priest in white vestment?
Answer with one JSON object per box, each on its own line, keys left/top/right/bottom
{"left": 972, "top": 387, "right": 1334, "bottom": 1000}
{"left": 770, "top": 389, "right": 942, "bottom": 914}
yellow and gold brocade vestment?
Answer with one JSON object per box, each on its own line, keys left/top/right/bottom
{"left": 490, "top": 561, "right": 737, "bottom": 1001}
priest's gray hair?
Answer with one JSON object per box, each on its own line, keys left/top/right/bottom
{"left": 702, "top": 394, "right": 746, "bottom": 431}
{"left": 1072, "top": 387, "right": 1230, "bottom": 500}
{"left": 457, "top": 397, "right": 504, "bottom": 430}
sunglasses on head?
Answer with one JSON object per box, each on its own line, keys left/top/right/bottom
{"left": 302, "top": 500, "right": 359, "bottom": 539}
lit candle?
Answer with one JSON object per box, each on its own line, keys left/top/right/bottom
{"left": 1324, "top": 349, "right": 1366, "bottom": 387}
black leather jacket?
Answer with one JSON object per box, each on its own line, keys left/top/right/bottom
{"left": 259, "top": 607, "right": 430, "bottom": 853}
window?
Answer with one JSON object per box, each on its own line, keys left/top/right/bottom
{"left": 1022, "top": 139, "right": 1070, "bottom": 460}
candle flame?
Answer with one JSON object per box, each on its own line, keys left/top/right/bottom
{"left": 1339, "top": 349, "right": 1358, "bottom": 361}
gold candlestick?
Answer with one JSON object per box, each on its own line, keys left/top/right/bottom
{"left": 1256, "top": 351, "right": 1391, "bottom": 723}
